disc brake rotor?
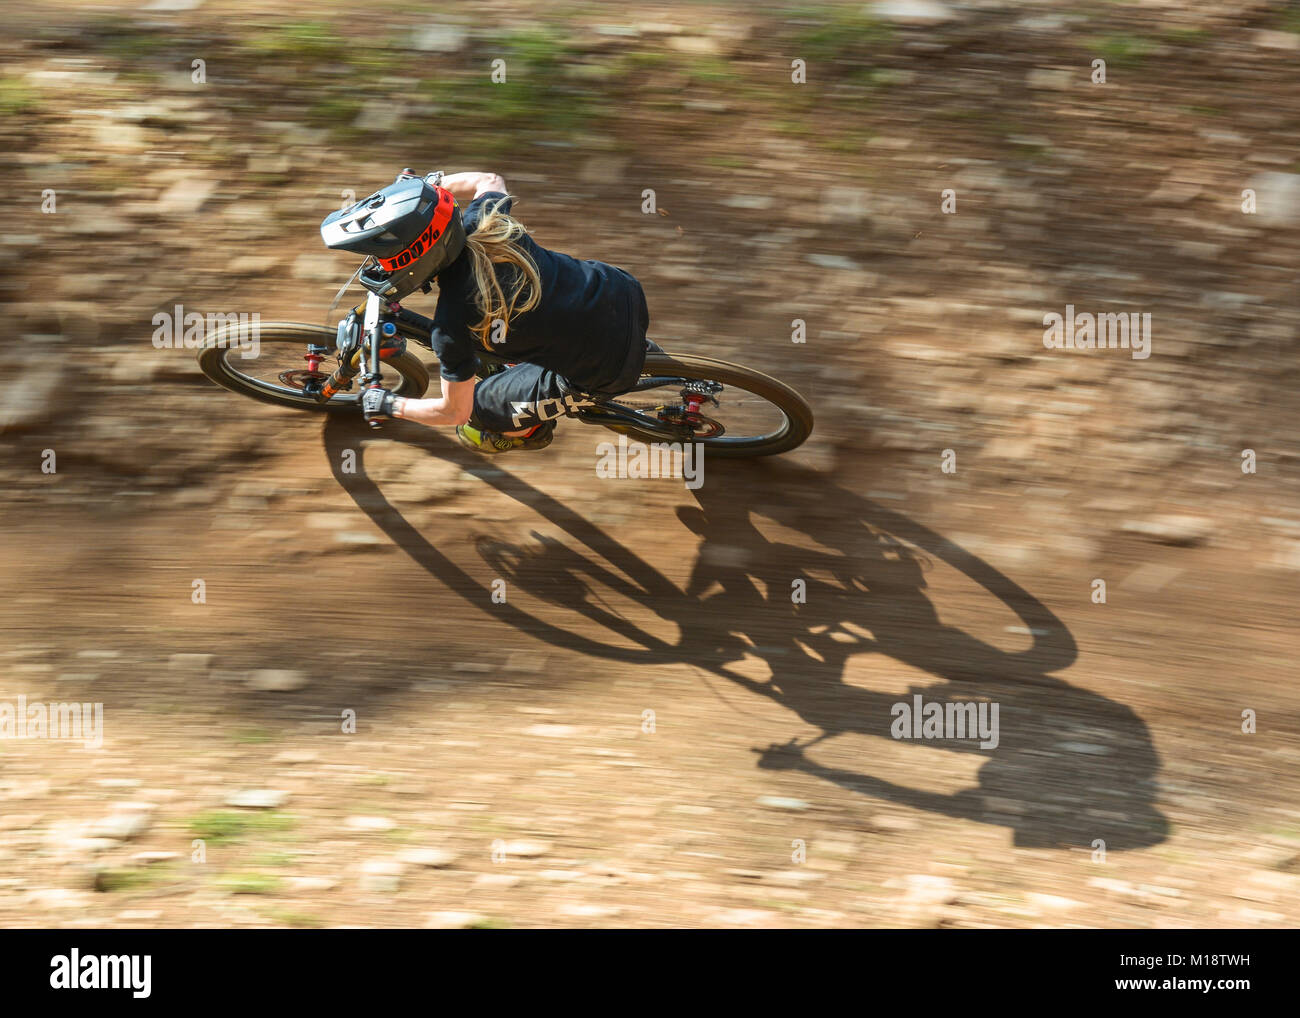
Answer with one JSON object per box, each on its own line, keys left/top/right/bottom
{"left": 277, "top": 369, "right": 329, "bottom": 390}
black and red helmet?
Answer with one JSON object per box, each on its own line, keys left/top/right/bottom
{"left": 320, "top": 170, "right": 466, "bottom": 299}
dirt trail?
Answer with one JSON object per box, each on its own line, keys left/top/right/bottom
{"left": 1, "top": 1, "right": 1299, "bottom": 927}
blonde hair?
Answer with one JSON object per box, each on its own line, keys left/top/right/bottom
{"left": 462, "top": 195, "right": 542, "bottom": 349}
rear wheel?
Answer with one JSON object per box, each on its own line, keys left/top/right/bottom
{"left": 599, "top": 353, "right": 813, "bottom": 457}
{"left": 198, "top": 321, "right": 430, "bottom": 411}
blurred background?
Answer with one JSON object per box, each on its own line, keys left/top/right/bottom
{"left": 0, "top": 0, "right": 1298, "bottom": 928}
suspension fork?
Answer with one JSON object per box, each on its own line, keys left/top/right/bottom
{"left": 315, "top": 292, "right": 393, "bottom": 402}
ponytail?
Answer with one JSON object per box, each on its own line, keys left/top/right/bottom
{"left": 462, "top": 196, "right": 542, "bottom": 349}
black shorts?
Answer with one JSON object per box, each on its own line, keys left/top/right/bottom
{"left": 470, "top": 275, "right": 653, "bottom": 433}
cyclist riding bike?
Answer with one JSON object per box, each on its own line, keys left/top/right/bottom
{"left": 352, "top": 170, "right": 652, "bottom": 454}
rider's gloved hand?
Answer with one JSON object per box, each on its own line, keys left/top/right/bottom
{"left": 361, "top": 386, "right": 399, "bottom": 425}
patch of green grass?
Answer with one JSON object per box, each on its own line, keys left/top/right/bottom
{"left": 468, "top": 916, "right": 512, "bottom": 929}
{"left": 188, "top": 810, "right": 295, "bottom": 845}
{"left": 247, "top": 20, "right": 346, "bottom": 63}
{"left": 785, "top": 4, "right": 892, "bottom": 64}
{"left": 306, "top": 95, "right": 364, "bottom": 129}
{"left": 820, "top": 135, "right": 868, "bottom": 153}
{"left": 0, "top": 77, "right": 39, "bottom": 115}
{"left": 84, "top": 16, "right": 169, "bottom": 60}
{"left": 216, "top": 871, "right": 282, "bottom": 895}
{"left": 682, "top": 55, "right": 738, "bottom": 87}
{"left": 262, "top": 908, "right": 325, "bottom": 928}
{"left": 620, "top": 49, "right": 673, "bottom": 71}
{"left": 250, "top": 851, "right": 296, "bottom": 868}
{"left": 1090, "top": 34, "right": 1157, "bottom": 67}
{"left": 1161, "top": 27, "right": 1211, "bottom": 47}
{"left": 232, "top": 728, "right": 275, "bottom": 745}
{"left": 773, "top": 117, "right": 815, "bottom": 138}
{"left": 756, "top": 898, "right": 804, "bottom": 913}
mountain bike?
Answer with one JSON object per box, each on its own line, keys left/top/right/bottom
{"left": 197, "top": 212, "right": 813, "bottom": 458}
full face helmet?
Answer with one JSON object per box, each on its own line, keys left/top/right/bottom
{"left": 320, "top": 169, "right": 466, "bottom": 300}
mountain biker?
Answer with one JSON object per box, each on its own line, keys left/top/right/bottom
{"left": 359, "top": 170, "right": 653, "bottom": 454}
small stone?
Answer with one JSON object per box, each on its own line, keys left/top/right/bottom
{"left": 271, "top": 750, "right": 318, "bottom": 765}
{"left": 805, "top": 253, "right": 858, "bottom": 271}
{"left": 1055, "top": 742, "right": 1111, "bottom": 755}
{"left": 1025, "top": 67, "right": 1075, "bottom": 91}
{"left": 425, "top": 910, "right": 485, "bottom": 929}
{"left": 523, "top": 724, "right": 581, "bottom": 738}
{"left": 1245, "top": 172, "right": 1300, "bottom": 227}
{"left": 1088, "top": 877, "right": 1139, "bottom": 897}
{"left": 499, "top": 839, "right": 551, "bottom": 858}
{"left": 334, "top": 531, "right": 385, "bottom": 546}
{"left": 556, "top": 903, "right": 623, "bottom": 919}
{"left": 88, "top": 804, "right": 155, "bottom": 841}
{"left": 473, "top": 873, "right": 521, "bottom": 889}
{"left": 132, "top": 851, "right": 180, "bottom": 865}
{"left": 286, "top": 876, "right": 338, "bottom": 893}
{"left": 396, "top": 848, "right": 458, "bottom": 868}
{"left": 245, "top": 669, "right": 308, "bottom": 692}
{"left": 666, "top": 35, "right": 722, "bottom": 56}
{"left": 156, "top": 176, "right": 216, "bottom": 216}
{"left": 1121, "top": 515, "right": 1214, "bottom": 546}
{"left": 756, "top": 796, "right": 811, "bottom": 812}
{"left": 413, "top": 25, "right": 468, "bottom": 52}
{"left": 870, "top": 0, "right": 956, "bottom": 25}
{"left": 1255, "top": 30, "right": 1300, "bottom": 51}
{"left": 346, "top": 816, "right": 397, "bottom": 832}
{"left": 225, "top": 789, "right": 289, "bottom": 809}
{"left": 28, "top": 888, "right": 90, "bottom": 909}
{"left": 1118, "top": 563, "right": 1185, "bottom": 593}
{"left": 359, "top": 859, "right": 404, "bottom": 893}
{"left": 710, "top": 908, "right": 778, "bottom": 927}
{"left": 1026, "top": 892, "right": 1082, "bottom": 910}
{"left": 896, "top": 874, "right": 958, "bottom": 905}
{"left": 168, "top": 653, "right": 214, "bottom": 671}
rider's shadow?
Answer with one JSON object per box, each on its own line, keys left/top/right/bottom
{"left": 325, "top": 417, "right": 1168, "bottom": 852}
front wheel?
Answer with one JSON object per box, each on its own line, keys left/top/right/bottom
{"left": 599, "top": 353, "right": 813, "bottom": 458}
{"left": 198, "top": 321, "right": 430, "bottom": 412}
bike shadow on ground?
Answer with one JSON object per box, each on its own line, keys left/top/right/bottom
{"left": 323, "top": 415, "right": 1168, "bottom": 852}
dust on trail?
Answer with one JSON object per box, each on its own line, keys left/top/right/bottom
{"left": 1, "top": 1, "right": 1298, "bottom": 927}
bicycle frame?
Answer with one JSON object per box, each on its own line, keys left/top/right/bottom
{"left": 318, "top": 290, "right": 704, "bottom": 441}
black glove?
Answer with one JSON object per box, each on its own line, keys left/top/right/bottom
{"left": 361, "top": 386, "right": 398, "bottom": 426}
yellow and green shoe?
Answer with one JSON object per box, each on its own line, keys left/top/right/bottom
{"left": 456, "top": 420, "right": 556, "bottom": 454}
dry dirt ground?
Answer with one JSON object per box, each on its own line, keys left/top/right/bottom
{"left": 0, "top": 0, "right": 1298, "bottom": 928}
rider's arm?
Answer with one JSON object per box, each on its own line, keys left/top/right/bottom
{"left": 439, "top": 171, "right": 507, "bottom": 202}
{"left": 394, "top": 376, "right": 476, "bottom": 427}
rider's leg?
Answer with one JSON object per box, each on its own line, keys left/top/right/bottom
{"left": 457, "top": 363, "right": 568, "bottom": 453}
